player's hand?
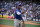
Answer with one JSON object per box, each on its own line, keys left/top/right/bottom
{"left": 22, "top": 20, "right": 24, "bottom": 23}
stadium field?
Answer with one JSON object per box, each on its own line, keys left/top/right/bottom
{"left": 0, "top": 18, "right": 40, "bottom": 27}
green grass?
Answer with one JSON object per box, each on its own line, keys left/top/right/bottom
{"left": 25, "top": 24, "right": 40, "bottom": 27}
{"left": 0, "top": 19, "right": 40, "bottom": 27}
{"left": 0, "top": 19, "right": 14, "bottom": 26}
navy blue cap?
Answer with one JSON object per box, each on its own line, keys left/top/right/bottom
{"left": 17, "top": 4, "right": 22, "bottom": 7}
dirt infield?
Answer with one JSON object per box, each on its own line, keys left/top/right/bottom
{"left": 0, "top": 25, "right": 14, "bottom": 27}
{"left": 25, "top": 22, "right": 40, "bottom": 25}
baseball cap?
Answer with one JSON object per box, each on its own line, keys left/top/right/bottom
{"left": 17, "top": 3, "right": 22, "bottom": 7}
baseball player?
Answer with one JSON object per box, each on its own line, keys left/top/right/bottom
{"left": 14, "top": 4, "right": 24, "bottom": 27}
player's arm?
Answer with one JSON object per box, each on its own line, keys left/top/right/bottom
{"left": 22, "top": 11, "right": 27, "bottom": 14}
{"left": 16, "top": 11, "right": 21, "bottom": 15}
{"left": 21, "top": 17, "right": 24, "bottom": 23}
{"left": 21, "top": 14, "right": 24, "bottom": 23}
{"left": 21, "top": 11, "right": 27, "bottom": 22}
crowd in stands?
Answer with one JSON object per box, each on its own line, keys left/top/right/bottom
{"left": 0, "top": 1, "right": 40, "bottom": 18}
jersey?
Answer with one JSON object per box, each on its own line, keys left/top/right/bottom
{"left": 15, "top": 9, "right": 22, "bottom": 20}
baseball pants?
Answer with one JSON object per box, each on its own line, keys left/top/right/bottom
{"left": 14, "top": 19, "right": 22, "bottom": 27}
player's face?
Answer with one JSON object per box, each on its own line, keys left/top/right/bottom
{"left": 18, "top": 6, "right": 21, "bottom": 9}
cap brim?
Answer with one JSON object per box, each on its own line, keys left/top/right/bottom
{"left": 19, "top": 4, "right": 22, "bottom": 6}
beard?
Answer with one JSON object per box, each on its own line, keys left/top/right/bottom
{"left": 18, "top": 8, "right": 20, "bottom": 10}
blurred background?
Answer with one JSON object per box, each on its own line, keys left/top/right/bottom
{"left": 0, "top": 0, "right": 40, "bottom": 21}
{"left": 0, "top": 0, "right": 40, "bottom": 27}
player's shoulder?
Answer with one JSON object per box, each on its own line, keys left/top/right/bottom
{"left": 15, "top": 9, "right": 18, "bottom": 11}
